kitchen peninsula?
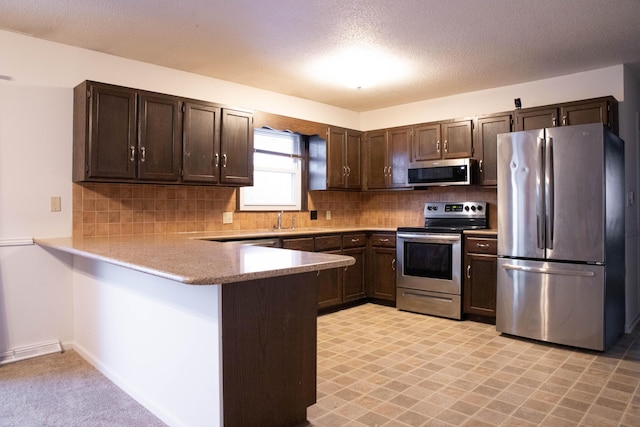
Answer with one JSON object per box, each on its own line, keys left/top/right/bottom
{"left": 36, "top": 234, "right": 354, "bottom": 427}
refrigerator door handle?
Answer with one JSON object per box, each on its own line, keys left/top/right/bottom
{"left": 545, "top": 136, "right": 554, "bottom": 249}
{"left": 502, "top": 263, "right": 595, "bottom": 277}
{"left": 536, "top": 137, "right": 545, "bottom": 249}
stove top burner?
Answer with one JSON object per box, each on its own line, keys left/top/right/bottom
{"left": 398, "top": 201, "right": 488, "bottom": 233}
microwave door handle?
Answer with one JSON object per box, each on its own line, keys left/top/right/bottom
{"left": 536, "top": 137, "right": 545, "bottom": 250}
{"left": 545, "top": 136, "right": 554, "bottom": 249}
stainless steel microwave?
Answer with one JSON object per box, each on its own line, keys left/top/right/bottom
{"left": 407, "top": 158, "right": 476, "bottom": 186}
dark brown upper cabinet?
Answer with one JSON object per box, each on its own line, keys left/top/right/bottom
{"left": 514, "top": 96, "right": 617, "bottom": 134}
{"left": 366, "top": 127, "right": 410, "bottom": 189}
{"left": 474, "top": 112, "right": 512, "bottom": 186}
{"left": 74, "top": 81, "right": 181, "bottom": 183}
{"left": 137, "top": 92, "right": 182, "bottom": 182}
{"left": 182, "top": 101, "right": 221, "bottom": 184}
{"left": 219, "top": 109, "right": 254, "bottom": 186}
{"left": 74, "top": 81, "right": 253, "bottom": 186}
{"left": 412, "top": 119, "right": 473, "bottom": 162}
{"left": 310, "top": 127, "right": 362, "bottom": 190}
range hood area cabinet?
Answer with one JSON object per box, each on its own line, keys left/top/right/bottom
{"left": 73, "top": 80, "right": 253, "bottom": 186}
{"left": 309, "top": 127, "right": 362, "bottom": 190}
{"left": 412, "top": 118, "right": 474, "bottom": 162}
{"left": 365, "top": 127, "right": 411, "bottom": 190}
{"left": 513, "top": 96, "right": 618, "bottom": 134}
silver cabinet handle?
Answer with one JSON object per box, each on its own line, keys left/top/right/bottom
{"left": 379, "top": 238, "right": 389, "bottom": 243}
{"left": 140, "top": 147, "right": 146, "bottom": 162}
{"left": 436, "top": 141, "right": 441, "bottom": 153}
{"left": 562, "top": 115, "right": 568, "bottom": 126}
{"left": 346, "top": 166, "right": 351, "bottom": 176}
{"left": 391, "top": 258, "right": 396, "bottom": 271}
{"left": 476, "top": 243, "right": 490, "bottom": 248}
{"left": 343, "top": 166, "right": 347, "bottom": 176}
{"left": 444, "top": 140, "right": 448, "bottom": 153}
{"left": 214, "top": 153, "right": 219, "bottom": 167}
{"left": 351, "top": 238, "right": 360, "bottom": 243}
{"left": 388, "top": 166, "right": 392, "bottom": 177}
{"left": 552, "top": 117, "right": 557, "bottom": 127}
{"left": 129, "top": 146, "right": 136, "bottom": 162}
{"left": 222, "top": 154, "right": 227, "bottom": 167}
{"left": 467, "top": 265, "right": 471, "bottom": 279}
{"left": 479, "top": 159, "right": 484, "bottom": 173}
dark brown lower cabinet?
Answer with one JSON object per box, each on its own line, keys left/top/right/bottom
{"left": 222, "top": 272, "right": 317, "bottom": 427}
{"left": 317, "top": 249, "right": 343, "bottom": 309}
{"left": 463, "top": 234, "right": 498, "bottom": 323}
{"left": 342, "top": 234, "right": 366, "bottom": 302}
{"left": 368, "top": 233, "right": 396, "bottom": 303}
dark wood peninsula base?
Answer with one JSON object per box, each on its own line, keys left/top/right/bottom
{"left": 222, "top": 272, "right": 318, "bottom": 427}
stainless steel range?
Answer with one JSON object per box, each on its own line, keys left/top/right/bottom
{"left": 396, "top": 201, "right": 487, "bottom": 319}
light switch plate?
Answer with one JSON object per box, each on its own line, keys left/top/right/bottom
{"left": 222, "top": 211, "right": 233, "bottom": 224}
{"left": 50, "top": 196, "right": 61, "bottom": 212}
{"left": 326, "top": 210, "right": 331, "bottom": 220}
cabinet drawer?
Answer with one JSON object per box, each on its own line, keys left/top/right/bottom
{"left": 465, "top": 237, "right": 497, "bottom": 255}
{"left": 370, "top": 233, "right": 396, "bottom": 248}
{"left": 282, "top": 237, "right": 314, "bottom": 251}
{"left": 343, "top": 233, "right": 366, "bottom": 249}
{"left": 314, "top": 235, "right": 342, "bottom": 251}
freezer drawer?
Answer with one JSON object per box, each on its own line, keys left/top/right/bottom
{"left": 496, "top": 258, "right": 605, "bottom": 350}
{"left": 397, "top": 287, "right": 461, "bottom": 320}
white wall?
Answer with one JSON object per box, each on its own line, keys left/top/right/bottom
{"left": 361, "top": 65, "right": 625, "bottom": 130}
{"left": 73, "top": 256, "right": 222, "bottom": 427}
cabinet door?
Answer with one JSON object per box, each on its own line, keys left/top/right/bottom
{"left": 282, "top": 237, "right": 314, "bottom": 251}
{"left": 514, "top": 107, "right": 559, "bottom": 131}
{"left": 327, "top": 127, "right": 346, "bottom": 188}
{"left": 370, "top": 247, "right": 396, "bottom": 302}
{"left": 441, "top": 119, "right": 473, "bottom": 159}
{"left": 138, "top": 93, "right": 182, "bottom": 182}
{"left": 345, "top": 130, "right": 362, "bottom": 189}
{"left": 318, "top": 249, "right": 343, "bottom": 310}
{"left": 87, "top": 84, "right": 137, "bottom": 180}
{"left": 463, "top": 253, "right": 497, "bottom": 318}
{"left": 388, "top": 127, "right": 410, "bottom": 188}
{"left": 475, "top": 114, "right": 512, "bottom": 186}
{"left": 182, "top": 101, "right": 221, "bottom": 183}
{"left": 220, "top": 109, "right": 253, "bottom": 186}
{"left": 560, "top": 100, "right": 610, "bottom": 127}
{"left": 366, "top": 130, "right": 388, "bottom": 189}
{"left": 412, "top": 123, "right": 441, "bottom": 161}
{"left": 342, "top": 247, "right": 366, "bottom": 302}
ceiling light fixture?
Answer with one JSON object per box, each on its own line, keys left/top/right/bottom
{"left": 310, "top": 46, "right": 410, "bottom": 90}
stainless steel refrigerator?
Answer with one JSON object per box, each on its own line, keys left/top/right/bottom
{"left": 496, "top": 123, "right": 625, "bottom": 351}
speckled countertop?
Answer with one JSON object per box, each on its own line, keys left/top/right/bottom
{"left": 35, "top": 231, "right": 359, "bottom": 285}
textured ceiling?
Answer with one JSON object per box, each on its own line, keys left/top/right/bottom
{"left": 2, "top": 0, "right": 640, "bottom": 111}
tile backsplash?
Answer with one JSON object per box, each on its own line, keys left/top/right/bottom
{"left": 73, "top": 183, "right": 497, "bottom": 237}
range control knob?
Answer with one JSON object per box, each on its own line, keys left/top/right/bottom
{"left": 433, "top": 206, "right": 438, "bottom": 210}
{"left": 427, "top": 206, "right": 432, "bottom": 211}
{"left": 464, "top": 206, "right": 470, "bottom": 211}
{"left": 477, "top": 205, "right": 483, "bottom": 211}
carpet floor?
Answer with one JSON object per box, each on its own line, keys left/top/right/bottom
{"left": 0, "top": 350, "right": 166, "bottom": 426}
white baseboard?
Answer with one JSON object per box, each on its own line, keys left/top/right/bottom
{"left": 0, "top": 340, "right": 62, "bottom": 365}
{"left": 0, "top": 237, "right": 34, "bottom": 247}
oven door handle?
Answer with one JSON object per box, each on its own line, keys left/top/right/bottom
{"left": 397, "top": 233, "right": 461, "bottom": 243}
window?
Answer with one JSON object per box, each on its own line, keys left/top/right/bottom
{"left": 238, "top": 128, "right": 303, "bottom": 211}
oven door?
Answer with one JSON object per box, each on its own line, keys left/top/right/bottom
{"left": 396, "top": 232, "right": 462, "bottom": 295}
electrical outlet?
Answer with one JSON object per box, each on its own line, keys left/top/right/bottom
{"left": 310, "top": 210, "right": 318, "bottom": 220}
{"left": 50, "top": 196, "right": 61, "bottom": 212}
{"left": 326, "top": 210, "right": 331, "bottom": 220}
{"left": 222, "top": 211, "right": 233, "bottom": 224}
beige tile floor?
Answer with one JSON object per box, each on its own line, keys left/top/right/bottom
{"left": 308, "top": 304, "right": 640, "bottom": 426}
